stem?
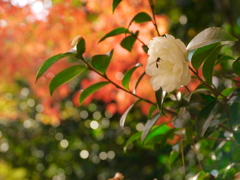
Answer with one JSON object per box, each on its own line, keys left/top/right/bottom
{"left": 130, "top": 32, "right": 147, "bottom": 46}
{"left": 148, "top": 0, "right": 161, "bottom": 36}
{"left": 191, "top": 145, "right": 203, "bottom": 171}
{"left": 81, "top": 59, "right": 176, "bottom": 116}
{"left": 180, "top": 135, "right": 186, "bottom": 180}
{"left": 189, "top": 66, "right": 227, "bottom": 99}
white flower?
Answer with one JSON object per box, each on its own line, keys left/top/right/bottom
{"left": 145, "top": 34, "right": 191, "bottom": 92}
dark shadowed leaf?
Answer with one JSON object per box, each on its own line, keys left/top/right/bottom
{"left": 142, "top": 45, "right": 149, "bottom": 53}
{"left": 99, "top": 27, "right": 130, "bottom": 42}
{"left": 124, "top": 132, "right": 141, "bottom": 152}
{"left": 120, "top": 99, "right": 141, "bottom": 128}
{"left": 168, "top": 151, "right": 179, "bottom": 170}
{"left": 232, "top": 145, "right": 240, "bottom": 161}
{"left": 112, "top": 0, "right": 122, "bottom": 13}
{"left": 233, "top": 130, "right": 240, "bottom": 144}
{"left": 76, "top": 38, "right": 86, "bottom": 59}
{"left": 49, "top": 65, "right": 86, "bottom": 95}
{"left": 202, "top": 45, "right": 222, "bottom": 84}
{"left": 120, "top": 31, "right": 139, "bottom": 52}
{"left": 185, "top": 127, "right": 193, "bottom": 144}
{"left": 148, "top": 105, "right": 157, "bottom": 119}
{"left": 141, "top": 113, "right": 160, "bottom": 143}
{"left": 128, "top": 12, "right": 152, "bottom": 28}
{"left": 155, "top": 88, "right": 166, "bottom": 115}
{"left": 233, "top": 58, "right": 240, "bottom": 77}
{"left": 91, "top": 50, "right": 114, "bottom": 74}
{"left": 36, "top": 53, "right": 74, "bottom": 82}
{"left": 196, "top": 101, "right": 219, "bottom": 139}
{"left": 122, "top": 63, "right": 142, "bottom": 90}
{"left": 191, "top": 43, "right": 219, "bottom": 70}
{"left": 187, "top": 27, "right": 238, "bottom": 51}
{"left": 216, "top": 55, "right": 235, "bottom": 65}
{"left": 79, "top": 81, "right": 110, "bottom": 104}
{"left": 133, "top": 72, "right": 145, "bottom": 94}
{"left": 173, "top": 107, "right": 191, "bottom": 128}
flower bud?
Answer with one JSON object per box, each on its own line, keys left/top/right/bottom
{"left": 71, "top": 35, "right": 82, "bottom": 48}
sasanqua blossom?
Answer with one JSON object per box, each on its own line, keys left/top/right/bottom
{"left": 145, "top": 34, "right": 191, "bottom": 92}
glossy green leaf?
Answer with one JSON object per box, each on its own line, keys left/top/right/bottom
{"left": 120, "top": 99, "right": 141, "bottom": 128}
{"left": 49, "top": 65, "right": 86, "bottom": 95}
{"left": 233, "top": 58, "right": 240, "bottom": 77}
{"left": 76, "top": 38, "right": 86, "bottom": 59}
{"left": 141, "top": 113, "right": 160, "bottom": 143}
{"left": 187, "top": 27, "right": 238, "bottom": 51}
{"left": 168, "top": 151, "right": 179, "bottom": 170}
{"left": 99, "top": 27, "right": 130, "bottom": 43}
{"left": 79, "top": 81, "right": 110, "bottom": 104}
{"left": 155, "top": 88, "right": 166, "bottom": 115}
{"left": 202, "top": 45, "right": 222, "bottom": 84}
{"left": 120, "top": 31, "right": 139, "bottom": 52}
{"left": 172, "top": 107, "right": 191, "bottom": 128}
{"left": 133, "top": 72, "right": 145, "bottom": 94}
{"left": 36, "top": 53, "right": 73, "bottom": 82}
{"left": 142, "top": 45, "right": 149, "bottom": 53}
{"left": 128, "top": 12, "right": 152, "bottom": 28}
{"left": 216, "top": 55, "right": 234, "bottom": 65}
{"left": 191, "top": 43, "right": 219, "bottom": 70}
{"left": 122, "top": 63, "right": 142, "bottom": 90}
{"left": 124, "top": 132, "right": 141, "bottom": 152}
{"left": 91, "top": 50, "right": 114, "bottom": 74}
{"left": 196, "top": 101, "right": 219, "bottom": 139}
{"left": 112, "top": 0, "right": 122, "bottom": 13}
{"left": 218, "top": 87, "right": 236, "bottom": 99}
{"left": 148, "top": 105, "right": 157, "bottom": 119}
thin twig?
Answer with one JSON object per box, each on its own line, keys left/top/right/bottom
{"left": 148, "top": 0, "right": 161, "bottom": 36}
{"left": 130, "top": 32, "right": 147, "bottom": 46}
{"left": 191, "top": 145, "right": 203, "bottom": 171}
{"left": 180, "top": 135, "right": 186, "bottom": 180}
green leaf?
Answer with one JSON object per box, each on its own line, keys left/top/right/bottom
{"left": 196, "top": 101, "right": 219, "bottom": 139}
{"left": 99, "top": 27, "right": 130, "bottom": 43}
{"left": 124, "top": 132, "right": 141, "bottom": 152}
{"left": 148, "top": 105, "right": 157, "bottom": 119}
{"left": 122, "top": 63, "right": 142, "bottom": 90}
{"left": 128, "top": 12, "right": 152, "bottom": 28}
{"left": 76, "top": 38, "right": 86, "bottom": 59}
{"left": 133, "top": 72, "right": 145, "bottom": 94}
{"left": 142, "top": 45, "right": 149, "bottom": 53}
{"left": 120, "top": 31, "right": 139, "bottom": 52}
{"left": 216, "top": 55, "right": 234, "bottom": 65}
{"left": 91, "top": 50, "right": 114, "bottom": 74}
{"left": 233, "top": 130, "right": 240, "bottom": 144}
{"left": 185, "top": 127, "right": 193, "bottom": 144}
{"left": 141, "top": 113, "right": 160, "bottom": 143}
{"left": 120, "top": 99, "right": 141, "bottom": 128}
{"left": 172, "top": 107, "right": 191, "bottom": 128}
{"left": 49, "top": 65, "right": 86, "bottom": 95}
{"left": 79, "top": 81, "right": 110, "bottom": 104}
{"left": 155, "top": 88, "right": 166, "bottom": 115}
{"left": 168, "top": 151, "right": 179, "bottom": 170}
{"left": 112, "top": 0, "right": 122, "bottom": 13}
{"left": 218, "top": 87, "right": 236, "bottom": 99}
{"left": 36, "top": 53, "right": 73, "bottom": 82}
{"left": 191, "top": 43, "right": 219, "bottom": 70}
{"left": 232, "top": 145, "right": 240, "bottom": 161}
{"left": 202, "top": 45, "right": 222, "bottom": 84}
{"left": 187, "top": 27, "right": 238, "bottom": 51}
{"left": 233, "top": 58, "right": 240, "bottom": 77}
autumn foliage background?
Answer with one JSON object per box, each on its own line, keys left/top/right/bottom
{"left": 1, "top": 0, "right": 240, "bottom": 179}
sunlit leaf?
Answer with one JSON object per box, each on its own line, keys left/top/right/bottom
{"left": 36, "top": 53, "right": 74, "bottom": 82}
{"left": 172, "top": 107, "right": 191, "bottom": 128}
{"left": 79, "top": 81, "right": 110, "bottom": 104}
{"left": 120, "top": 99, "right": 141, "bottom": 128}
{"left": 218, "top": 87, "right": 236, "bottom": 99}
{"left": 120, "top": 31, "right": 139, "bottom": 52}
{"left": 191, "top": 43, "right": 219, "bottom": 70}
{"left": 91, "top": 50, "right": 114, "bottom": 74}
{"left": 122, "top": 63, "right": 142, "bottom": 90}
{"left": 99, "top": 27, "right": 130, "bottom": 42}
{"left": 124, "top": 132, "right": 141, "bottom": 152}
{"left": 76, "top": 38, "right": 86, "bottom": 59}
{"left": 112, "top": 0, "right": 122, "bottom": 13}
{"left": 49, "top": 65, "right": 86, "bottom": 95}
{"left": 141, "top": 113, "right": 160, "bottom": 143}
{"left": 128, "top": 12, "right": 152, "bottom": 28}
{"left": 187, "top": 27, "right": 238, "bottom": 51}
{"left": 202, "top": 45, "right": 222, "bottom": 84}
{"left": 233, "top": 58, "right": 240, "bottom": 77}
{"left": 196, "top": 101, "right": 219, "bottom": 138}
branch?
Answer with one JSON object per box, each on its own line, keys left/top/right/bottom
{"left": 148, "top": 0, "right": 161, "bottom": 36}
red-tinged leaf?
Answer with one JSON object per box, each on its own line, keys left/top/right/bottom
{"left": 79, "top": 81, "right": 110, "bottom": 104}
{"left": 112, "top": 0, "right": 122, "bottom": 13}
{"left": 141, "top": 113, "right": 160, "bottom": 143}
{"left": 120, "top": 99, "right": 141, "bottom": 128}
{"left": 99, "top": 27, "right": 130, "bottom": 43}
{"left": 49, "top": 65, "right": 86, "bottom": 95}
{"left": 91, "top": 50, "right": 114, "bottom": 75}
{"left": 36, "top": 53, "right": 74, "bottom": 82}
{"left": 122, "top": 63, "right": 142, "bottom": 90}
{"left": 187, "top": 27, "right": 238, "bottom": 51}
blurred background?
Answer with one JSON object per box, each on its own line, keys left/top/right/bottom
{"left": 1, "top": 0, "right": 240, "bottom": 179}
